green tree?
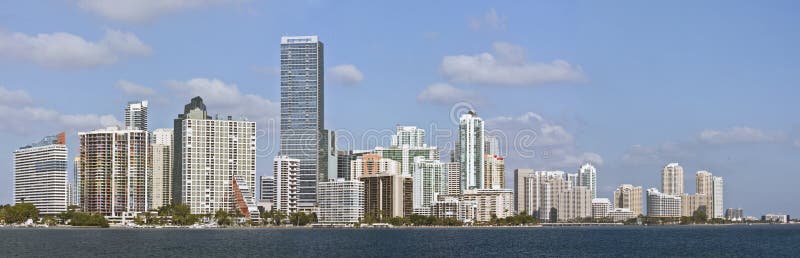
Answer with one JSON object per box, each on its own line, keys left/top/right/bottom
{"left": 215, "top": 209, "right": 231, "bottom": 226}
{"left": 2, "top": 203, "right": 39, "bottom": 224}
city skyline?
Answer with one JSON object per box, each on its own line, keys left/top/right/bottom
{"left": 0, "top": 1, "right": 799, "bottom": 216}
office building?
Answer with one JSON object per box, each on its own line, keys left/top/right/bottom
{"left": 319, "top": 129, "right": 337, "bottom": 182}
{"left": 317, "top": 179, "right": 364, "bottom": 224}
{"left": 578, "top": 163, "right": 597, "bottom": 199}
{"left": 661, "top": 163, "right": 684, "bottom": 196}
{"left": 351, "top": 153, "right": 401, "bottom": 178}
{"left": 391, "top": 126, "right": 425, "bottom": 148}
{"left": 446, "top": 162, "right": 461, "bottom": 195}
{"left": 125, "top": 100, "right": 148, "bottom": 131}
{"left": 613, "top": 184, "right": 643, "bottom": 216}
{"left": 591, "top": 198, "right": 611, "bottom": 219}
{"left": 79, "top": 127, "right": 150, "bottom": 217}
{"left": 646, "top": 188, "right": 681, "bottom": 218}
{"left": 280, "top": 35, "right": 325, "bottom": 209}
{"left": 430, "top": 196, "right": 477, "bottom": 223}
{"left": 172, "top": 97, "right": 257, "bottom": 215}
{"left": 259, "top": 176, "right": 275, "bottom": 202}
{"left": 360, "top": 173, "right": 413, "bottom": 219}
{"left": 459, "top": 110, "right": 484, "bottom": 191}
{"left": 13, "top": 133, "right": 68, "bottom": 215}
{"left": 483, "top": 155, "right": 505, "bottom": 190}
{"left": 151, "top": 128, "right": 172, "bottom": 209}
{"left": 484, "top": 135, "right": 499, "bottom": 156}
{"left": 461, "top": 189, "right": 513, "bottom": 222}
{"left": 412, "top": 157, "right": 447, "bottom": 215}
{"left": 274, "top": 156, "right": 299, "bottom": 214}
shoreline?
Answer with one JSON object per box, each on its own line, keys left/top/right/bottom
{"left": 0, "top": 223, "right": 792, "bottom": 230}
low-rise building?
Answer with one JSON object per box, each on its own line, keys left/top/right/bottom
{"left": 725, "top": 208, "right": 744, "bottom": 222}
{"left": 591, "top": 198, "right": 611, "bottom": 219}
{"left": 607, "top": 208, "right": 637, "bottom": 222}
{"left": 430, "top": 196, "right": 477, "bottom": 223}
{"left": 461, "top": 189, "right": 513, "bottom": 222}
{"left": 762, "top": 214, "right": 789, "bottom": 223}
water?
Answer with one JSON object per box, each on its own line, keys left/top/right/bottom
{"left": 0, "top": 225, "right": 798, "bottom": 257}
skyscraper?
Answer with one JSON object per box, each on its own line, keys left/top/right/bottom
{"left": 446, "top": 162, "right": 461, "bottom": 195}
{"left": 151, "top": 128, "right": 172, "bottom": 209}
{"left": 13, "top": 133, "right": 68, "bottom": 215}
{"left": 646, "top": 188, "right": 681, "bottom": 217}
{"left": 712, "top": 176, "right": 724, "bottom": 219}
{"left": 483, "top": 154, "right": 505, "bottom": 189}
{"left": 484, "top": 135, "right": 499, "bottom": 156}
{"left": 578, "top": 163, "right": 597, "bottom": 199}
{"left": 613, "top": 184, "right": 643, "bottom": 216}
{"left": 661, "top": 163, "right": 684, "bottom": 196}
{"left": 280, "top": 35, "right": 325, "bottom": 209}
{"left": 391, "top": 126, "right": 425, "bottom": 148}
{"left": 125, "top": 100, "right": 148, "bottom": 131}
{"left": 172, "top": 97, "right": 257, "bottom": 215}
{"left": 274, "top": 156, "right": 299, "bottom": 214}
{"left": 412, "top": 157, "right": 446, "bottom": 215}
{"left": 318, "top": 179, "right": 364, "bottom": 224}
{"left": 459, "top": 110, "right": 484, "bottom": 191}
{"left": 79, "top": 127, "right": 150, "bottom": 217}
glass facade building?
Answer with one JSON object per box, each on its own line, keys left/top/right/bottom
{"left": 280, "top": 36, "right": 325, "bottom": 208}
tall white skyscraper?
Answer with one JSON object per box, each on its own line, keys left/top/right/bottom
{"left": 125, "top": 100, "right": 148, "bottom": 131}
{"left": 173, "top": 97, "right": 257, "bottom": 215}
{"left": 280, "top": 35, "right": 325, "bottom": 209}
{"left": 712, "top": 176, "right": 724, "bottom": 219}
{"left": 151, "top": 128, "right": 173, "bottom": 209}
{"left": 578, "top": 163, "right": 597, "bottom": 199}
{"left": 412, "top": 157, "right": 446, "bottom": 215}
{"left": 13, "top": 133, "right": 68, "bottom": 215}
{"left": 459, "top": 110, "right": 484, "bottom": 191}
{"left": 661, "top": 163, "right": 684, "bottom": 196}
{"left": 391, "top": 126, "right": 425, "bottom": 148}
{"left": 274, "top": 156, "right": 299, "bottom": 214}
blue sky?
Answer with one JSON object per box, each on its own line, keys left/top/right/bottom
{"left": 0, "top": 1, "right": 798, "bottom": 216}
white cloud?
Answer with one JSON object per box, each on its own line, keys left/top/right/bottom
{"left": 0, "top": 29, "right": 151, "bottom": 69}
{"left": 699, "top": 126, "right": 784, "bottom": 144}
{"left": 0, "top": 86, "right": 121, "bottom": 134}
{"left": 116, "top": 80, "right": 156, "bottom": 96}
{"left": 0, "top": 86, "right": 33, "bottom": 106}
{"left": 329, "top": 64, "right": 364, "bottom": 86}
{"left": 484, "top": 111, "right": 602, "bottom": 169}
{"left": 469, "top": 8, "right": 506, "bottom": 31}
{"left": 417, "top": 83, "right": 481, "bottom": 105}
{"left": 166, "top": 78, "right": 279, "bottom": 123}
{"left": 78, "top": 0, "right": 241, "bottom": 23}
{"left": 441, "top": 42, "right": 585, "bottom": 87}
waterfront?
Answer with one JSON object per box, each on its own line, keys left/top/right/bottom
{"left": 0, "top": 225, "right": 798, "bottom": 257}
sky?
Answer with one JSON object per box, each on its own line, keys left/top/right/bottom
{"left": 0, "top": 0, "right": 798, "bottom": 216}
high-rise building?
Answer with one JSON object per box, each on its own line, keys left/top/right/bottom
{"left": 13, "top": 133, "right": 68, "bottom": 215}
{"left": 557, "top": 186, "right": 592, "bottom": 221}
{"left": 79, "top": 127, "right": 150, "bottom": 217}
{"left": 259, "top": 176, "right": 275, "bottom": 202}
{"left": 391, "top": 126, "right": 425, "bottom": 148}
{"left": 125, "top": 100, "right": 148, "bottom": 131}
{"left": 591, "top": 198, "right": 611, "bottom": 219}
{"left": 73, "top": 157, "right": 81, "bottom": 207}
{"left": 412, "top": 157, "right": 447, "bottom": 215}
{"left": 711, "top": 176, "right": 724, "bottom": 219}
{"left": 372, "top": 145, "right": 439, "bottom": 176}
{"left": 483, "top": 135, "right": 499, "bottom": 156}
{"left": 274, "top": 156, "right": 299, "bottom": 214}
{"left": 566, "top": 173, "right": 579, "bottom": 188}
{"left": 681, "top": 193, "right": 710, "bottom": 217}
{"left": 446, "top": 162, "right": 461, "bottom": 195}
{"left": 613, "top": 184, "right": 643, "bottom": 216}
{"left": 351, "top": 153, "right": 401, "bottom": 178}
{"left": 151, "top": 128, "right": 172, "bottom": 209}
{"left": 459, "top": 111, "right": 484, "bottom": 191}
{"left": 483, "top": 155, "right": 505, "bottom": 190}
{"left": 646, "top": 188, "right": 681, "bottom": 218}
{"left": 661, "top": 163, "right": 684, "bottom": 196}
{"left": 360, "top": 173, "right": 413, "bottom": 219}
{"left": 513, "top": 169, "right": 534, "bottom": 213}
{"left": 461, "top": 189, "right": 514, "bottom": 222}
{"left": 725, "top": 208, "right": 744, "bottom": 222}
{"left": 696, "top": 171, "right": 713, "bottom": 195}
{"left": 172, "top": 97, "right": 257, "bottom": 215}
{"left": 317, "top": 179, "right": 364, "bottom": 224}
{"left": 515, "top": 170, "right": 569, "bottom": 221}
{"left": 319, "top": 129, "right": 337, "bottom": 182}
{"left": 280, "top": 35, "right": 325, "bottom": 209}
{"left": 578, "top": 163, "right": 597, "bottom": 199}
{"left": 336, "top": 150, "right": 353, "bottom": 180}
